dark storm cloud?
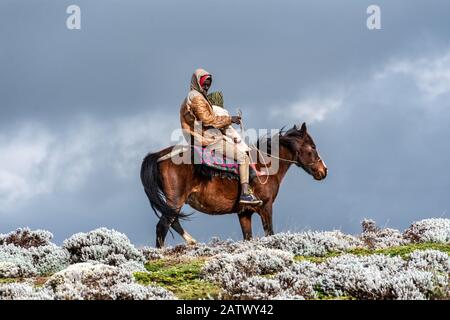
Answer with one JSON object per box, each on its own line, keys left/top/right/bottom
{"left": 1, "top": 0, "right": 450, "bottom": 245}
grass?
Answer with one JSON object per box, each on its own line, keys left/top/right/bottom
{"left": 0, "top": 278, "right": 17, "bottom": 284}
{"left": 294, "top": 242, "right": 450, "bottom": 263}
{"left": 0, "top": 276, "right": 49, "bottom": 287}
{"left": 348, "top": 242, "right": 450, "bottom": 258}
{"left": 314, "top": 287, "right": 355, "bottom": 300}
{"left": 134, "top": 258, "right": 221, "bottom": 300}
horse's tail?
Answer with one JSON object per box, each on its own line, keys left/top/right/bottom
{"left": 140, "top": 150, "right": 190, "bottom": 220}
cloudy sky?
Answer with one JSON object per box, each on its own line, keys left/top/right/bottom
{"left": 1, "top": 0, "right": 450, "bottom": 245}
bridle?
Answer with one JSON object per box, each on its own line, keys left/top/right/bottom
{"left": 238, "top": 111, "right": 323, "bottom": 183}
{"left": 258, "top": 149, "right": 322, "bottom": 167}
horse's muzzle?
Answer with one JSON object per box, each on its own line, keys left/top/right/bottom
{"left": 313, "top": 163, "right": 328, "bottom": 180}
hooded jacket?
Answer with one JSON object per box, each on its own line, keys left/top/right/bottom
{"left": 180, "top": 69, "right": 232, "bottom": 146}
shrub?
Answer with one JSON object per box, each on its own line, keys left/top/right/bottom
{"left": 0, "top": 245, "right": 37, "bottom": 278}
{"left": 202, "top": 248, "right": 293, "bottom": 298}
{"left": 63, "top": 228, "right": 145, "bottom": 266}
{"left": 316, "top": 253, "right": 447, "bottom": 300}
{"left": 408, "top": 249, "right": 450, "bottom": 274}
{"left": 45, "top": 263, "right": 175, "bottom": 300}
{"left": 0, "top": 228, "right": 53, "bottom": 248}
{"left": 234, "top": 276, "right": 282, "bottom": 299}
{"left": 360, "top": 219, "right": 407, "bottom": 249}
{"left": 202, "top": 248, "right": 293, "bottom": 281}
{"left": 0, "top": 283, "right": 54, "bottom": 300}
{"left": 140, "top": 247, "right": 164, "bottom": 261}
{"left": 0, "top": 243, "right": 69, "bottom": 278}
{"left": 404, "top": 218, "right": 450, "bottom": 243}
{"left": 274, "top": 261, "right": 319, "bottom": 299}
{"left": 256, "top": 231, "right": 361, "bottom": 256}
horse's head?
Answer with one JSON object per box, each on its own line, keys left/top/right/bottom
{"left": 284, "top": 123, "right": 327, "bottom": 180}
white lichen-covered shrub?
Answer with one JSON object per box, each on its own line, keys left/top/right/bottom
{"left": 33, "top": 245, "right": 69, "bottom": 276}
{"left": 140, "top": 247, "right": 164, "bottom": 261}
{"left": 45, "top": 263, "right": 175, "bottom": 300}
{"left": 0, "top": 229, "right": 69, "bottom": 278}
{"left": 202, "top": 248, "right": 293, "bottom": 298}
{"left": 118, "top": 260, "right": 147, "bottom": 273}
{"left": 0, "top": 245, "right": 37, "bottom": 278}
{"left": 256, "top": 231, "right": 362, "bottom": 256}
{"left": 360, "top": 219, "right": 407, "bottom": 249}
{"left": 0, "top": 228, "right": 53, "bottom": 248}
{"left": 316, "top": 253, "right": 448, "bottom": 300}
{"left": 158, "top": 237, "right": 246, "bottom": 259}
{"left": 0, "top": 283, "right": 55, "bottom": 300}
{"left": 408, "top": 249, "right": 450, "bottom": 274}
{"left": 203, "top": 248, "right": 449, "bottom": 300}
{"left": 403, "top": 218, "right": 450, "bottom": 243}
{"left": 203, "top": 248, "right": 293, "bottom": 280}
{"left": 192, "top": 237, "right": 268, "bottom": 258}
{"left": 215, "top": 260, "right": 319, "bottom": 300}
{"left": 233, "top": 276, "right": 282, "bottom": 299}
{"left": 180, "top": 238, "right": 241, "bottom": 258}
{"left": 63, "top": 228, "right": 145, "bottom": 266}
{"left": 152, "top": 231, "right": 362, "bottom": 260}
{"left": 274, "top": 261, "right": 319, "bottom": 299}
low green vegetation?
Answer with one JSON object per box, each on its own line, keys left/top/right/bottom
{"left": 0, "top": 278, "right": 17, "bottom": 284}
{"left": 295, "top": 242, "right": 450, "bottom": 263}
{"left": 134, "top": 258, "right": 221, "bottom": 300}
{"left": 314, "top": 287, "right": 355, "bottom": 300}
{"left": 348, "top": 242, "right": 450, "bottom": 258}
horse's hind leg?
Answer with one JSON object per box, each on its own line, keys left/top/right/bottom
{"left": 171, "top": 219, "right": 197, "bottom": 245}
{"left": 156, "top": 215, "right": 176, "bottom": 248}
{"left": 238, "top": 210, "right": 254, "bottom": 240}
{"left": 156, "top": 196, "right": 188, "bottom": 248}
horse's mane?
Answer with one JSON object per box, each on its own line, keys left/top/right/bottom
{"left": 256, "top": 126, "right": 312, "bottom": 155}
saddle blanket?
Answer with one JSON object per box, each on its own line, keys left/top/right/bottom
{"left": 156, "top": 144, "right": 240, "bottom": 174}
{"left": 192, "top": 145, "right": 239, "bottom": 174}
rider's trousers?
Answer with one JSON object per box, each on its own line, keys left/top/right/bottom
{"left": 207, "top": 139, "right": 250, "bottom": 184}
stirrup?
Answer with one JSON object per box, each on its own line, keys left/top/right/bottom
{"left": 239, "top": 193, "right": 263, "bottom": 206}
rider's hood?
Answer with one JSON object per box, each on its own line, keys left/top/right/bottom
{"left": 190, "top": 68, "right": 211, "bottom": 95}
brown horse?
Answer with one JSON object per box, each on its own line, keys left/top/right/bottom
{"left": 140, "top": 122, "right": 327, "bottom": 248}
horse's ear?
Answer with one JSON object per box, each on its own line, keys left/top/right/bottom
{"left": 299, "top": 122, "right": 307, "bottom": 135}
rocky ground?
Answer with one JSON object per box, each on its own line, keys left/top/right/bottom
{"left": 0, "top": 218, "right": 449, "bottom": 300}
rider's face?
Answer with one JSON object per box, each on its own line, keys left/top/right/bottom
{"left": 201, "top": 77, "right": 211, "bottom": 92}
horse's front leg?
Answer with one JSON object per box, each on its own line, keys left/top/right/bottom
{"left": 238, "top": 211, "right": 253, "bottom": 240}
{"left": 259, "top": 203, "right": 274, "bottom": 237}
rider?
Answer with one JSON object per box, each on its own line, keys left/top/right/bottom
{"left": 180, "top": 68, "right": 262, "bottom": 206}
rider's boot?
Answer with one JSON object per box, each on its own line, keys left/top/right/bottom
{"left": 239, "top": 183, "right": 263, "bottom": 206}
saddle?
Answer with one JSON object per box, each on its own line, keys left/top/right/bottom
{"left": 192, "top": 145, "right": 258, "bottom": 182}
{"left": 192, "top": 145, "right": 239, "bottom": 174}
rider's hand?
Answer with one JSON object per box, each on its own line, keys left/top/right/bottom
{"left": 231, "top": 116, "right": 241, "bottom": 124}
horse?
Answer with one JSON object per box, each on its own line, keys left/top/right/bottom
{"left": 140, "top": 122, "right": 327, "bottom": 248}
